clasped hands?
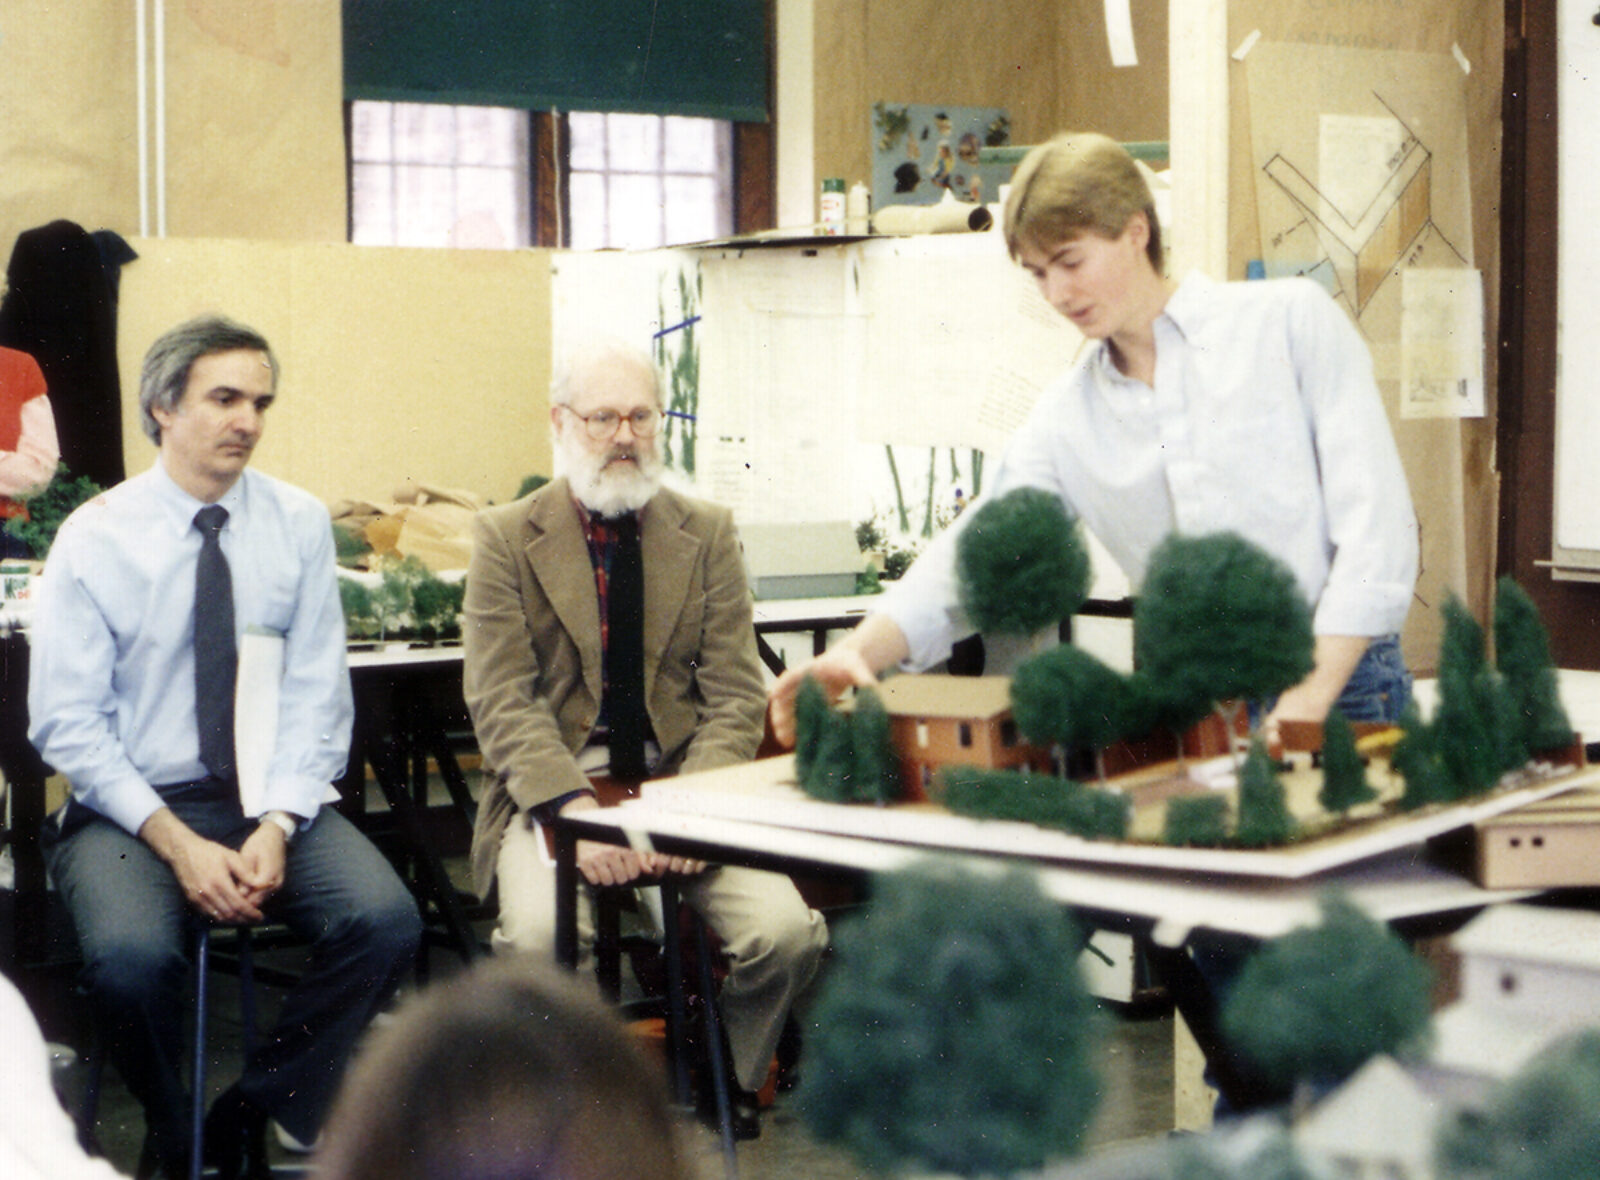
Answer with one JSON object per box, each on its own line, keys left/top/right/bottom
{"left": 561, "top": 793, "right": 705, "bottom": 887}
{"left": 143, "top": 808, "right": 287, "bottom": 925}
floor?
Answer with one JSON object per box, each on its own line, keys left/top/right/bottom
{"left": 38, "top": 916, "right": 1176, "bottom": 1180}
{"left": 17, "top": 763, "right": 1177, "bottom": 1180}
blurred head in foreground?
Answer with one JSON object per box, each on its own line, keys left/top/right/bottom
{"left": 316, "top": 955, "right": 688, "bottom": 1180}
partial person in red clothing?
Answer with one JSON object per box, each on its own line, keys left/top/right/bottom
{"left": 0, "top": 345, "right": 61, "bottom": 556}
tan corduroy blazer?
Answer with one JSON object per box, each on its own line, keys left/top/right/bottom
{"left": 462, "top": 478, "right": 766, "bottom": 896}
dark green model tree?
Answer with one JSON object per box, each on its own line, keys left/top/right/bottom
{"left": 1134, "top": 532, "right": 1315, "bottom": 754}
{"left": 1433, "top": 595, "right": 1522, "bottom": 796}
{"left": 954, "top": 486, "right": 1091, "bottom": 636}
{"left": 1493, "top": 575, "right": 1575, "bottom": 755}
{"left": 1010, "top": 645, "right": 1147, "bottom": 783}
{"left": 1163, "top": 794, "right": 1230, "bottom": 847}
{"left": 1390, "top": 701, "right": 1455, "bottom": 812}
{"left": 1232, "top": 738, "right": 1297, "bottom": 848}
{"left": 1220, "top": 895, "right": 1433, "bottom": 1094}
{"left": 793, "top": 675, "right": 831, "bottom": 784}
{"left": 939, "top": 766, "right": 1130, "bottom": 840}
{"left": 1318, "top": 708, "right": 1379, "bottom": 814}
{"left": 793, "top": 680, "right": 898, "bottom": 804}
{"left": 799, "top": 862, "right": 1103, "bottom": 1177}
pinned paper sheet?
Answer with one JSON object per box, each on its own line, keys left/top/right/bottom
{"left": 1400, "top": 267, "right": 1485, "bottom": 420}
{"left": 1104, "top": 0, "right": 1137, "bottom": 67}
{"left": 235, "top": 627, "right": 285, "bottom": 818}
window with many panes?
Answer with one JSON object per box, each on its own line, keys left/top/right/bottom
{"left": 348, "top": 101, "right": 735, "bottom": 251}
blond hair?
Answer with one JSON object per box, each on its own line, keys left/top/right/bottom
{"left": 1002, "top": 132, "right": 1161, "bottom": 270}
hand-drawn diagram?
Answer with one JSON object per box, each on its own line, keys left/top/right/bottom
{"left": 1261, "top": 95, "right": 1468, "bottom": 318}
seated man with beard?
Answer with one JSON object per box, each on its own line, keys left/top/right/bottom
{"left": 461, "top": 338, "right": 827, "bottom": 1139}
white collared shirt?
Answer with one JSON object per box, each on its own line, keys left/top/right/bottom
{"left": 880, "top": 272, "right": 1419, "bottom": 671}
{"left": 28, "top": 459, "right": 353, "bottom": 835}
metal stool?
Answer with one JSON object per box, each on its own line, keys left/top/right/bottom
{"left": 78, "top": 924, "right": 261, "bottom": 1180}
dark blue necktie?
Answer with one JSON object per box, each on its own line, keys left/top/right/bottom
{"left": 193, "top": 505, "right": 237, "bottom": 781}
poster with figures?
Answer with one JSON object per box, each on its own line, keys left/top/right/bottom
{"left": 870, "top": 102, "right": 1010, "bottom": 211}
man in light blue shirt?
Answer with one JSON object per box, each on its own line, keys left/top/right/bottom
{"left": 30, "top": 316, "right": 421, "bottom": 1180}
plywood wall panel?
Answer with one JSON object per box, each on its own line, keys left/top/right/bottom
{"left": 117, "top": 239, "right": 552, "bottom": 509}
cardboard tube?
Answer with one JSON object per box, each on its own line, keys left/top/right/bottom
{"left": 873, "top": 192, "right": 994, "bottom": 234}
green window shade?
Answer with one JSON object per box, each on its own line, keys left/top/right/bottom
{"left": 343, "top": 0, "right": 770, "bottom": 122}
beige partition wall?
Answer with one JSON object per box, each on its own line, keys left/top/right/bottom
{"left": 117, "top": 239, "right": 554, "bottom": 508}
{"left": 0, "top": 0, "right": 345, "bottom": 245}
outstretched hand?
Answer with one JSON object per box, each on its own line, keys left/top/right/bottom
{"left": 767, "top": 646, "right": 881, "bottom": 748}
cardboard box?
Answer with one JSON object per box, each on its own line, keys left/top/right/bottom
{"left": 740, "top": 520, "right": 860, "bottom": 600}
{"left": 1474, "top": 783, "right": 1600, "bottom": 886}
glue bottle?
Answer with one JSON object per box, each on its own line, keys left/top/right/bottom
{"left": 820, "top": 178, "right": 845, "bottom": 235}
{"left": 846, "top": 182, "right": 871, "bottom": 235}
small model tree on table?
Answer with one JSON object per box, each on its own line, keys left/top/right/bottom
{"left": 1391, "top": 701, "right": 1456, "bottom": 811}
{"left": 1493, "top": 575, "right": 1575, "bottom": 756}
{"left": 1134, "top": 531, "right": 1316, "bottom": 764}
{"left": 1232, "top": 737, "right": 1297, "bottom": 847}
{"left": 1010, "top": 645, "right": 1148, "bottom": 783}
{"left": 792, "top": 678, "right": 899, "bottom": 804}
{"left": 1318, "top": 708, "right": 1379, "bottom": 814}
{"left": 954, "top": 486, "right": 1091, "bottom": 637}
{"left": 1434, "top": 595, "right": 1523, "bottom": 796}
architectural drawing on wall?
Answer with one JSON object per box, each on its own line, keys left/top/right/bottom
{"left": 1260, "top": 96, "right": 1467, "bottom": 319}
{"left": 1242, "top": 39, "right": 1477, "bottom": 671}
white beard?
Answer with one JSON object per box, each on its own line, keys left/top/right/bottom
{"left": 559, "top": 436, "right": 664, "bottom": 517}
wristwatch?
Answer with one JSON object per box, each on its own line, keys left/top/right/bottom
{"left": 261, "top": 810, "right": 299, "bottom": 844}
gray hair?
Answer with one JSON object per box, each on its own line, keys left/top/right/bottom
{"left": 549, "top": 337, "right": 664, "bottom": 411}
{"left": 139, "top": 315, "right": 277, "bottom": 444}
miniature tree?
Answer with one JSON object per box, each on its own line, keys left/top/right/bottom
{"left": 338, "top": 577, "right": 380, "bottom": 641}
{"left": 1391, "top": 702, "right": 1455, "bottom": 811}
{"left": 1220, "top": 895, "right": 1433, "bottom": 1094}
{"left": 1163, "top": 794, "right": 1230, "bottom": 847}
{"left": 954, "top": 486, "right": 1091, "bottom": 636}
{"left": 1010, "top": 645, "right": 1146, "bottom": 783}
{"left": 794, "top": 682, "right": 898, "bottom": 805}
{"left": 848, "top": 687, "right": 899, "bottom": 803}
{"left": 410, "top": 572, "right": 465, "bottom": 641}
{"left": 1231, "top": 737, "right": 1297, "bottom": 848}
{"left": 1435, "top": 1028, "right": 1600, "bottom": 1180}
{"left": 1125, "top": 666, "right": 1214, "bottom": 768}
{"left": 793, "top": 675, "right": 832, "bottom": 784}
{"left": 1133, "top": 532, "right": 1315, "bottom": 756}
{"left": 799, "top": 862, "right": 1103, "bottom": 1177}
{"left": 939, "top": 767, "right": 1130, "bottom": 840}
{"left": 1318, "top": 708, "right": 1379, "bottom": 814}
{"left": 1433, "top": 595, "right": 1522, "bottom": 796}
{"left": 1493, "top": 575, "right": 1575, "bottom": 755}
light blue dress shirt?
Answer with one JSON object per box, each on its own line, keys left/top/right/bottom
{"left": 879, "top": 272, "right": 1420, "bottom": 671}
{"left": 28, "top": 460, "right": 354, "bottom": 836}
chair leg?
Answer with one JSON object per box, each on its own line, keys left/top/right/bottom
{"left": 659, "top": 880, "right": 693, "bottom": 1109}
{"left": 189, "top": 928, "right": 210, "bottom": 1180}
{"left": 693, "top": 918, "right": 740, "bottom": 1179}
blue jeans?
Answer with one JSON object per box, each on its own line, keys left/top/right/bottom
{"left": 1332, "top": 633, "right": 1411, "bottom": 723}
{"left": 45, "top": 781, "right": 421, "bottom": 1162}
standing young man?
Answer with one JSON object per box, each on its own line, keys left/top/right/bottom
{"left": 30, "top": 315, "right": 421, "bottom": 1180}
{"left": 771, "top": 131, "right": 1418, "bottom": 741}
